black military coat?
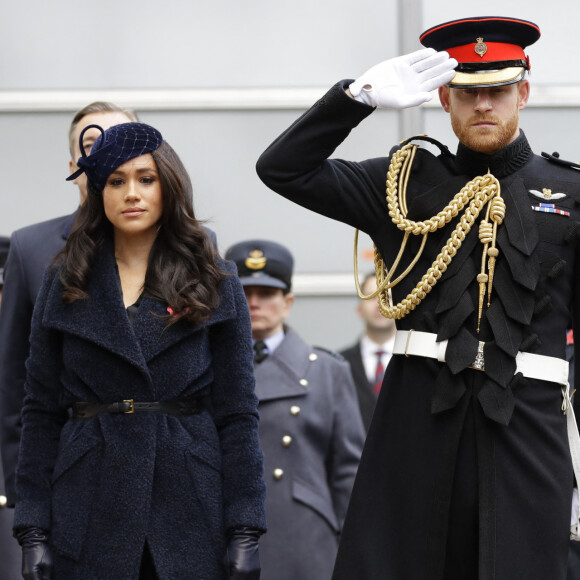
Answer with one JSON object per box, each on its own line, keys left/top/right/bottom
{"left": 256, "top": 80, "right": 580, "bottom": 580}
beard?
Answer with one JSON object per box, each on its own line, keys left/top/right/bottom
{"left": 451, "top": 106, "right": 520, "bottom": 155}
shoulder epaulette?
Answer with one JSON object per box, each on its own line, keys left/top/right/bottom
{"left": 312, "top": 346, "right": 345, "bottom": 361}
{"left": 397, "top": 134, "right": 454, "bottom": 158}
{"left": 541, "top": 151, "right": 580, "bottom": 171}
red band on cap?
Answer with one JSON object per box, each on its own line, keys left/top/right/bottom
{"left": 447, "top": 42, "right": 525, "bottom": 63}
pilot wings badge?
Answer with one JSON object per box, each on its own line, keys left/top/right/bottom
{"left": 529, "top": 188, "right": 567, "bottom": 201}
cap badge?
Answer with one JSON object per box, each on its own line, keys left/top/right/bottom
{"left": 245, "top": 250, "right": 267, "bottom": 270}
{"left": 474, "top": 37, "right": 487, "bottom": 58}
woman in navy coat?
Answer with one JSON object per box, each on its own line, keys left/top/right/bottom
{"left": 13, "top": 122, "right": 266, "bottom": 580}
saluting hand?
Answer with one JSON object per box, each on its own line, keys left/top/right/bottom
{"left": 349, "top": 48, "right": 457, "bottom": 109}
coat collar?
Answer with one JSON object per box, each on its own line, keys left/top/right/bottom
{"left": 254, "top": 327, "right": 314, "bottom": 402}
{"left": 42, "top": 242, "right": 238, "bottom": 372}
{"left": 454, "top": 131, "right": 533, "bottom": 178}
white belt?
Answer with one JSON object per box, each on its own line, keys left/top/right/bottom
{"left": 393, "top": 330, "right": 569, "bottom": 384}
{"left": 393, "top": 329, "right": 580, "bottom": 540}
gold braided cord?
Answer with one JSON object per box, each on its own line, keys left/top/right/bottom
{"left": 354, "top": 142, "right": 503, "bottom": 323}
{"left": 354, "top": 144, "right": 424, "bottom": 301}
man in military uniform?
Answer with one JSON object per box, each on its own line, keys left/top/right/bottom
{"left": 256, "top": 16, "right": 580, "bottom": 580}
{"left": 225, "top": 239, "right": 365, "bottom": 580}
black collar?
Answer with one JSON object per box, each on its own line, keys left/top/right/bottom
{"left": 454, "top": 131, "right": 533, "bottom": 179}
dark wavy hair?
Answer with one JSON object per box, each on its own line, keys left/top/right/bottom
{"left": 58, "top": 140, "right": 225, "bottom": 326}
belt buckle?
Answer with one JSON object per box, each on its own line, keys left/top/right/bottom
{"left": 123, "top": 399, "right": 135, "bottom": 414}
{"left": 404, "top": 329, "right": 415, "bottom": 357}
{"left": 468, "top": 341, "right": 485, "bottom": 371}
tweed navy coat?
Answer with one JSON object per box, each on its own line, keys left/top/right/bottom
{"left": 256, "top": 81, "right": 580, "bottom": 579}
{"left": 13, "top": 242, "right": 266, "bottom": 580}
{"left": 255, "top": 327, "right": 364, "bottom": 580}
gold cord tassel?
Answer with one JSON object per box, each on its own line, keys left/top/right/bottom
{"left": 486, "top": 197, "right": 505, "bottom": 306}
{"left": 476, "top": 177, "right": 504, "bottom": 332}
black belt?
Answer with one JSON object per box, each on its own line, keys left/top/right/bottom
{"left": 72, "top": 399, "right": 204, "bottom": 419}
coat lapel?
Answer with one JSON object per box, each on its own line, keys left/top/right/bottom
{"left": 134, "top": 274, "right": 239, "bottom": 363}
{"left": 43, "top": 245, "right": 149, "bottom": 373}
{"left": 254, "top": 328, "right": 311, "bottom": 402}
{"left": 43, "top": 244, "right": 241, "bottom": 371}
{"left": 501, "top": 176, "right": 539, "bottom": 257}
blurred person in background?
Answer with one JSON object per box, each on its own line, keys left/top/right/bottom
{"left": 0, "top": 235, "right": 20, "bottom": 579}
{"left": 226, "top": 239, "right": 365, "bottom": 580}
{"left": 340, "top": 272, "right": 396, "bottom": 432}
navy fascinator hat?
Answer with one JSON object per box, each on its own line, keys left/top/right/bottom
{"left": 67, "top": 122, "right": 163, "bottom": 192}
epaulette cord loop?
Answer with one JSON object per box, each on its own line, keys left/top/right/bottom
{"left": 541, "top": 151, "right": 580, "bottom": 171}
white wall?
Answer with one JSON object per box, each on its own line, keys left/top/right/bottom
{"left": 1, "top": 1, "right": 578, "bottom": 349}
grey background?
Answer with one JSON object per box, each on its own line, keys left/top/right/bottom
{"left": 0, "top": 0, "right": 578, "bottom": 349}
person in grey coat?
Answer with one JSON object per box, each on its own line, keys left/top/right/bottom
{"left": 225, "top": 239, "right": 365, "bottom": 580}
{"left": 13, "top": 122, "right": 266, "bottom": 580}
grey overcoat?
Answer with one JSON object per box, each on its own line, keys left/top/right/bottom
{"left": 255, "top": 327, "right": 364, "bottom": 580}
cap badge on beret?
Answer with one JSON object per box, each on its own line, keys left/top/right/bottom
{"left": 475, "top": 37, "right": 487, "bottom": 57}
{"left": 245, "top": 250, "right": 267, "bottom": 270}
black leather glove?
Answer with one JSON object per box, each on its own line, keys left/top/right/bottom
{"left": 14, "top": 527, "right": 53, "bottom": 580}
{"left": 225, "top": 527, "right": 261, "bottom": 579}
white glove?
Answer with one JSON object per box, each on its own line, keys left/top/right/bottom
{"left": 349, "top": 48, "right": 457, "bottom": 109}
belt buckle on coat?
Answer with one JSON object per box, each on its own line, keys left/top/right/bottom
{"left": 123, "top": 399, "right": 135, "bottom": 414}
{"left": 468, "top": 341, "right": 485, "bottom": 371}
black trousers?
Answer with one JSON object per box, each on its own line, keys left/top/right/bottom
{"left": 140, "top": 542, "right": 158, "bottom": 580}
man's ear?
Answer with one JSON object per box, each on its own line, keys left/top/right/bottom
{"left": 439, "top": 86, "right": 451, "bottom": 113}
{"left": 69, "top": 159, "right": 79, "bottom": 185}
{"left": 282, "top": 292, "right": 295, "bottom": 319}
{"left": 518, "top": 80, "right": 530, "bottom": 110}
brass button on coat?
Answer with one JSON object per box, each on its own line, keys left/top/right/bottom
{"left": 309, "top": 353, "right": 318, "bottom": 361}
{"left": 273, "top": 468, "right": 284, "bottom": 480}
{"left": 282, "top": 435, "right": 293, "bottom": 447}
{"left": 290, "top": 405, "right": 301, "bottom": 416}
{"left": 299, "top": 379, "right": 309, "bottom": 386}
